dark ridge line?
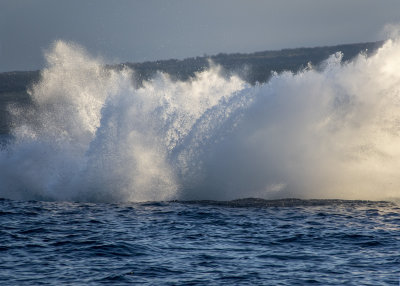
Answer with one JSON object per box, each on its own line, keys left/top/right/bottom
{"left": 0, "top": 40, "right": 384, "bottom": 74}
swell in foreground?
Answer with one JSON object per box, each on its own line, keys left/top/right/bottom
{"left": 1, "top": 38, "right": 400, "bottom": 202}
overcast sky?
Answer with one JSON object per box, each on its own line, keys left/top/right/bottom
{"left": 1, "top": 0, "right": 400, "bottom": 72}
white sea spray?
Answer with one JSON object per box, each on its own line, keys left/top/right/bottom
{"left": 1, "top": 38, "right": 400, "bottom": 202}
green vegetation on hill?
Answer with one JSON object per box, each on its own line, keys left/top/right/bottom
{"left": 0, "top": 41, "right": 384, "bottom": 134}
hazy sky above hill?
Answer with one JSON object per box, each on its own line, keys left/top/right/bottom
{"left": 1, "top": 0, "right": 400, "bottom": 72}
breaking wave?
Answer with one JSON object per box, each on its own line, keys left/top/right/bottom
{"left": 1, "top": 38, "right": 400, "bottom": 202}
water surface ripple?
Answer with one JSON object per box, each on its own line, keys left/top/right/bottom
{"left": 0, "top": 198, "right": 399, "bottom": 285}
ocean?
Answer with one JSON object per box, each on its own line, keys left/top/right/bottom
{"left": 1, "top": 38, "right": 400, "bottom": 284}
{"left": 1, "top": 198, "right": 399, "bottom": 285}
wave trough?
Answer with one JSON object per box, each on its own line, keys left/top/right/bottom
{"left": 1, "top": 39, "right": 400, "bottom": 202}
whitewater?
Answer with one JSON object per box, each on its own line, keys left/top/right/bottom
{"left": 1, "top": 38, "right": 400, "bottom": 202}
{"left": 2, "top": 39, "right": 400, "bottom": 286}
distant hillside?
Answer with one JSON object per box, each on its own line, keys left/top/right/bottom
{"left": 0, "top": 41, "right": 384, "bottom": 134}
{"left": 120, "top": 41, "right": 383, "bottom": 85}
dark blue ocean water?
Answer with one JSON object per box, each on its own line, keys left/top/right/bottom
{"left": 1, "top": 198, "right": 400, "bottom": 285}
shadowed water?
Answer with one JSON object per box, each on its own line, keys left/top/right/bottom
{"left": 1, "top": 198, "right": 399, "bottom": 285}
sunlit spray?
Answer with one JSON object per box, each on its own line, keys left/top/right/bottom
{"left": 1, "top": 38, "right": 400, "bottom": 202}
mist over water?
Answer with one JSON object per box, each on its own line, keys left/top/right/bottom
{"left": 1, "top": 38, "right": 400, "bottom": 202}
